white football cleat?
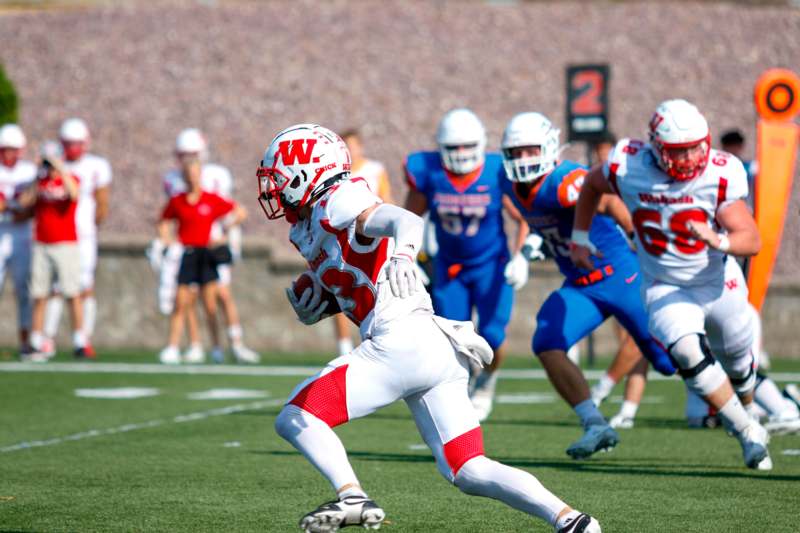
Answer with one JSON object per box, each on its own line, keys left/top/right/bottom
{"left": 182, "top": 344, "right": 205, "bottom": 364}
{"left": 566, "top": 424, "right": 619, "bottom": 460}
{"left": 556, "top": 512, "right": 601, "bottom": 533}
{"left": 764, "top": 411, "right": 800, "bottom": 436}
{"left": 469, "top": 370, "right": 498, "bottom": 422}
{"left": 210, "top": 346, "right": 225, "bottom": 364}
{"left": 158, "top": 345, "right": 181, "bottom": 365}
{"left": 738, "top": 422, "right": 772, "bottom": 470}
{"left": 609, "top": 413, "right": 634, "bottom": 429}
{"left": 299, "top": 496, "right": 385, "bottom": 532}
{"left": 233, "top": 344, "right": 261, "bottom": 364}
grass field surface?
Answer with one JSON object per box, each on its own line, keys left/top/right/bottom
{"left": 2, "top": 352, "right": 799, "bottom": 532}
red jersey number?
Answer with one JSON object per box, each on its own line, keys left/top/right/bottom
{"left": 319, "top": 269, "right": 375, "bottom": 325}
{"left": 633, "top": 208, "right": 708, "bottom": 256}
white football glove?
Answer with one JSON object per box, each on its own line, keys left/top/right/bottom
{"left": 521, "top": 233, "right": 546, "bottom": 262}
{"left": 146, "top": 239, "right": 166, "bottom": 272}
{"left": 285, "top": 286, "right": 329, "bottom": 325}
{"left": 504, "top": 252, "right": 529, "bottom": 290}
{"left": 387, "top": 253, "right": 418, "bottom": 298}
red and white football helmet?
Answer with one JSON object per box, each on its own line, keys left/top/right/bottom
{"left": 257, "top": 124, "right": 351, "bottom": 222}
{"left": 649, "top": 99, "right": 710, "bottom": 181}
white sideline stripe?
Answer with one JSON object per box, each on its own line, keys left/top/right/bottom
{"left": 1, "top": 362, "right": 800, "bottom": 382}
{"left": 0, "top": 398, "right": 282, "bottom": 454}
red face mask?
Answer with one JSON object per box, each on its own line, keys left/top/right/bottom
{"left": 658, "top": 137, "right": 710, "bottom": 181}
{"left": 62, "top": 141, "right": 86, "bottom": 161}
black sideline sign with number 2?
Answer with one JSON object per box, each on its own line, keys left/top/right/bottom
{"left": 566, "top": 64, "right": 610, "bottom": 142}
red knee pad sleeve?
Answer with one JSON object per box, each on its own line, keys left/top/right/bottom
{"left": 289, "top": 365, "right": 349, "bottom": 427}
{"left": 444, "top": 426, "right": 484, "bottom": 476}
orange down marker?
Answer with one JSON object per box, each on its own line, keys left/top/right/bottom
{"left": 748, "top": 68, "right": 800, "bottom": 311}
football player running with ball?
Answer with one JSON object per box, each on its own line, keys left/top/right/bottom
{"left": 500, "top": 112, "right": 676, "bottom": 460}
{"left": 261, "top": 124, "right": 601, "bottom": 533}
{"left": 571, "top": 99, "right": 772, "bottom": 470}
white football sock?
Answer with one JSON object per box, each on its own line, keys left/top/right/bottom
{"left": 755, "top": 375, "right": 799, "bottom": 417}
{"left": 337, "top": 338, "right": 354, "bottom": 356}
{"left": 44, "top": 297, "right": 64, "bottom": 338}
{"left": 591, "top": 373, "right": 616, "bottom": 404}
{"left": 337, "top": 485, "right": 367, "bottom": 499}
{"left": 228, "top": 324, "right": 243, "bottom": 348}
{"left": 574, "top": 398, "right": 606, "bottom": 429}
{"left": 30, "top": 331, "right": 44, "bottom": 351}
{"left": 72, "top": 330, "right": 86, "bottom": 349}
{"left": 275, "top": 404, "right": 361, "bottom": 494}
{"left": 454, "top": 455, "right": 566, "bottom": 526}
{"left": 718, "top": 395, "right": 753, "bottom": 435}
{"left": 82, "top": 297, "right": 96, "bottom": 338}
{"left": 619, "top": 400, "right": 639, "bottom": 419}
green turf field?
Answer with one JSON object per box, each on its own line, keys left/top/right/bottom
{"left": 2, "top": 352, "right": 799, "bottom": 532}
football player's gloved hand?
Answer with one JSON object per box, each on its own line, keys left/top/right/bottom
{"left": 504, "top": 253, "right": 529, "bottom": 290}
{"left": 387, "top": 252, "right": 418, "bottom": 298}
{"left": 146, "top": 239, "right": 166, "bottom": 272}
{"left": 285, "top": 286, "right": 329, "bottom": 325}
{"left": 520, "top": 233, "right": 546, "bottom": 262}
{"left": 569, "top": 229, "right": 602, "bottom": 270}
{"left": 414, "top": 261, "right": 430, "bottom": 287}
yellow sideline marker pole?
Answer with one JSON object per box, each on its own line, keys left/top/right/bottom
{"left": 748, "top": 68, "right": 800, "bottom": 311}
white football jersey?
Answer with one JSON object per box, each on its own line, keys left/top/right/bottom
{"left": 290, "top": 177, "right": 431, "bottom": 339}
{"left": 0, "top": 160, "right": 37, "bottom": 228}
{"left": 163, "top": 163, "right": 234, "bottom": 242}
{"left": 603, "top": 139, "right": 748, "bottom": 286}
{"left": 63, "top": 153, "right": 112, "bottom": 239}
{"left": 353, "top": 159, "right": 386, "bottom": 197}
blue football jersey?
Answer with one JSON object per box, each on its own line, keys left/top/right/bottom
{"left": 406, "top": 152, "right": 508, "bottom": 266}
{"left": 501, "top": 160, "right": 635, "bottom": 282}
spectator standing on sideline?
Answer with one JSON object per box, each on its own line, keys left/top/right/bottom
{"left": 331, "top": 128, "right": 395, "bottom": 357}
{"left": 156, "top": 129, "right": 259, "bottom": 364}
{"left": 157, "top": 159, "right": 247, "bottom": 364}
{"left": 0, "top": 124, "right": 36, "bottom": 355}
{"left": 19, "top": 142, "right": 85, "bottom": 361}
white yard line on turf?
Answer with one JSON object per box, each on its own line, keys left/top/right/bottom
{"left": 1, "top": 361, "right": 800, "bottom": 382}
{"left": 0, "top": 398, "right": 282, "bottom": 454}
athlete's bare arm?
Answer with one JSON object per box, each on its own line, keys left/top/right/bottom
{"left": 404, "top": 189, "right": 428, "bottom": 216}
{"left": 95, "top": 186, "right": 110, "bottom": 224}
{"left": 570, "top": 166, "right": 613, "bottom": 270}
{"left": 687, "top": 199, "right": 761, "bottom": 256}
{"left": 503, "top": 195, "right": 529, "bottom": 254}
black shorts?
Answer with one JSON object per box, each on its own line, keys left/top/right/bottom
{"left": 177, "top": 247, "right": 219, "bottom": 286}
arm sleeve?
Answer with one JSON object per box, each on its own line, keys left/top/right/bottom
{"left": 326, "top": 178, "right": 381, "bottom": 230}
{"left": 361, "top": 203, "right": 424, "bottom": 259}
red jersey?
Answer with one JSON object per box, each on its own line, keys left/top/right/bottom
{"left": 161, "top": 191, "right": 234, "bottom": 247}
{"left": 35, "top": 174, "right": 80, "bottom": 244}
